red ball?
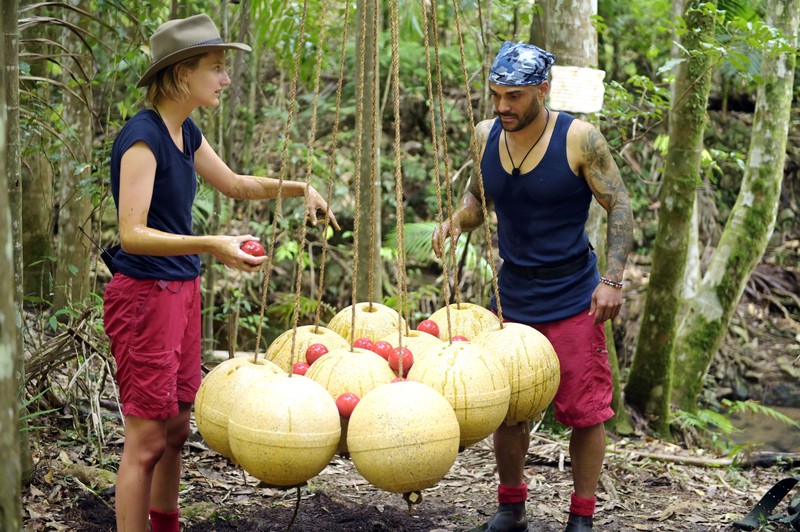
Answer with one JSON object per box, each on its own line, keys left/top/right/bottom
{"left": 292, "top": 362, "right": 310, "bottom": 376}
{"left": 416, "top": 319, "right": 440, "bottom": 338}
{"left": 451, "top": 335, "right": 469, "bottom": 342}
{"left": 305, "top": 343, "right": 329, "bottom": 365}
{"left": 371, "top": 340, "right": 394, "bottom": 361}
{"left": 353, "top": 337, "right": 374, "bottom": 351}
{"left": 388, "top": 347, "right": 414, "bottom": 377}
{"left": 240, "top": 240, "right": 265, "bottom": 257}
{"left": 335, "top": 392, "right": 360, "bottom": 418}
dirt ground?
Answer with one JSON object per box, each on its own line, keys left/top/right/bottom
{"left": 22, "top": 413, "right": 798, "bottom": 532}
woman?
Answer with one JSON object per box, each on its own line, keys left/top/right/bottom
{"left": 103, "top": 14, "right": 338, "bottom": 532}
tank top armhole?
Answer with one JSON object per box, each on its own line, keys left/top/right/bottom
{"left": 554, "top": 113, "right": 581, "bottom": 178}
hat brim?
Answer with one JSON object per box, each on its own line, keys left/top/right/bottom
{"left": 137, "top": 42, "right": 252, "bottom": 88}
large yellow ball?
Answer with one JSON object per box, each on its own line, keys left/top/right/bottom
{"left": 347, "top": 381, "right": 460, "bottom": 493}
{"left": 427, "top": 303, "right": 502, "bottom": 341}
{"left": 473, "top": 322, "right": 560, "bottom": 423}
{"left": 228, "top": 375, "right": 341, "bottom": 487}
{"left": 194, "top": 357, "right": 283, "bottom": 460}
{"left": 265, "top": 325, "right": 349, "bottom": 372}
{"left": 377, "top": 330, "right": 445, "bottom": 364}
{"left": 326, "top": 302, "right": 406, "bottom": 343}
{"left": 305, "top": 347, "right": 396, "bottom": 455}
{"left": 305, "top": 347, "right": 396, "bottom": 399}
{"left": 406, "top": 342, "right": 510, "bottom": 447}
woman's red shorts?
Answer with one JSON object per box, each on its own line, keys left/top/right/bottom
{"left": 103, "top": 274, "right": 202, "bottom": 421}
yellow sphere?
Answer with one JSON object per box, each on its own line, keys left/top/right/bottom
{"left": 265, "top": 325, "right": 349, "bottom": 372}
{"left": 377, "top": 330, "right": 445, "bottom": 363}
{"left": 427, "top": 303, "right": 502, "bottom": 341}
{"left": 326, "top": 302, "right": 406, "bottom": 343}
{"left": 194, "top": 357, "right": 283, "bottom": 460}
{"left": 473, "top": 322, "right": 560, "bottom": 423}
{"left": 347, "top": 381, "right": 460, "bottom": 493}
{"left": 406, "top": 342, "right": 510, "bottom": 447}
{"left": 305, "top": 347, "right": 396, "bottom": 455}
{"left": 228, "top": 375, "right": 341, "bottom": 487}
{"left": 305, "top": 347, "right": 396, "bottom": 399}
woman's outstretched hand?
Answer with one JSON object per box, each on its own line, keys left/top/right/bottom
{"left": 306, "top": 185, "right": 340, "bottom": 231}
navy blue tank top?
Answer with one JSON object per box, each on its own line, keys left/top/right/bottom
{"left": 110, "top": 110, "right": 203, "bottom": 280}
{"left": 481, "top": 112, "right": 599, "bottom": 323}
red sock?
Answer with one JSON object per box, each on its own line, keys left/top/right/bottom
{"left": 498, "top": 483, "right": 527, "bottom": 504}
{"left": 570, "top": 492, "right": 596, "bottom": 516}
{"left": 149, "top": 508, "right": 180, "bottom": 532}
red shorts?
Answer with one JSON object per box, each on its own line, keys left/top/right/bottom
{"left": 103, "top": 274, "right": 202, "bottom": 420}
{"left": 522, "top": 309, "right": 614, "bottom": 428}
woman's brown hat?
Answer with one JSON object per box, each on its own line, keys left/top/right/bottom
{"left": 137, "top": 14, "right": 251, "bottom": 88}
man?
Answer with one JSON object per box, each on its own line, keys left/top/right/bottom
{"left": 433, "top": 42, "right": 633, "bottom": 532}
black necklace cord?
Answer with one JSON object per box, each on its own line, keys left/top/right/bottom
{"left": 504, "top": 108, "right": 550, "bottom": 177}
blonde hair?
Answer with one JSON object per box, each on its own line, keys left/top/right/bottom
{"left": 145, "top": 54, "right": 204, "bottom": 106}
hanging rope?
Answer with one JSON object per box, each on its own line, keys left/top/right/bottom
{"left": 348, "top": 0, "right": 370, "bottom": 347}
{"left": 366, "top": 0, "right": 380, "bottom": 308}
{"left": 428, "top": 0, "right": 463, "bottom": 316}
{"left": 253, "top": 0, "right": 311, "bottom": 361}
{"left": 286, "top": 0, "right": 332, "bottom": 373}
{"left": 423, "top": 0, "right": 460, "bottom": 342}
{"left": 388, "top": 0, "right": 409, "bottom": 362}
{"left": 313, "top": 0, "right": 352, "bottom": 332}
{"left": 449, "top": 0, "right": 505, "bottom": 326}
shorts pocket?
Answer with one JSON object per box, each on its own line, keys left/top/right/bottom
{"left": 127, "top": 349, "right": 179, "bottom": 406}
{"left": 589, "top": 341, "right": 613, "bottom": 409}
{"left": 591, "top": 341, "right": 609, "bottom": 358}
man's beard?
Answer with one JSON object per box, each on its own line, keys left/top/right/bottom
{"left": 497, "top": 106, "right": 539, "bottom": 132}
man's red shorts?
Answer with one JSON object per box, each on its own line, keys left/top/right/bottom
{"left": 103, "top": 274, "right": 202, "bottom": 421}
{"left": 524, "top": 309, "right": 614, "bottom": 428}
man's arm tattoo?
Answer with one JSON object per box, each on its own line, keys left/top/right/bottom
{"left": 582, "top": 127, "right": 634, "bottom": 281}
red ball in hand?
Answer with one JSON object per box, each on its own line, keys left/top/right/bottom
{"left": 388, "top": 347, "right": 414, "bottom": 377}
{"left": 371, "top": 340, "right": 394, "bottom": 361}
{"left": 305, "top": 343, "right": 329, "bottom": 365}
{"left": 335, "top": 392, "right": 360, "bottom": 418}
{"left": 240, "top": 240, "right": 265, "bottom": 257}
{"left": 416, "top": 319, "right": 440, "bottom": 338}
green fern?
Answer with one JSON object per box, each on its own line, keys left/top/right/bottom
{"left": 384, "top": 222, "right": 437, "bottom": 263}
{"left": 722, "top": 399, "right": 800, "bottom": 430}
{"left": 267, "top": 292, "right": 334, "bottom": 330}
{"left": 674, "top": 407, "right": 738, "bottom": 435}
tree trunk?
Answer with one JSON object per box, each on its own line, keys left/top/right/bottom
{"left": 539, "top": 0, "right": 598, "bottom": 67}
{"left": 625, "top": 0, "right": 717, "bottom": 435}
{"left": 22, "top": 151, "right": 54, "bottom": 299}
{"left": 671, "top": 0, "right": 799, "bottom": 408}
{"left": 355, "top": 0, "right": 382, "bottom": 303}
{"left": 53, "top": 0, "right": 93, "bottom": 311}
{"left": 5, "top": 0, "right": 33, "bottom": 488}
{"left": 1, "top": 1, "right": 23, "bottom": 528}
{"left": 21, "top": 17, "right": 55, "bottom": 301}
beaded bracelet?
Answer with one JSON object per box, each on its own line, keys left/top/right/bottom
{"left": 599, "top": 276, "right": 623, "bottom": 289}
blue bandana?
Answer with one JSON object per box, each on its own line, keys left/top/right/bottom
{"left": 490, "top": 41, "right": 556, "bottom": 86}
